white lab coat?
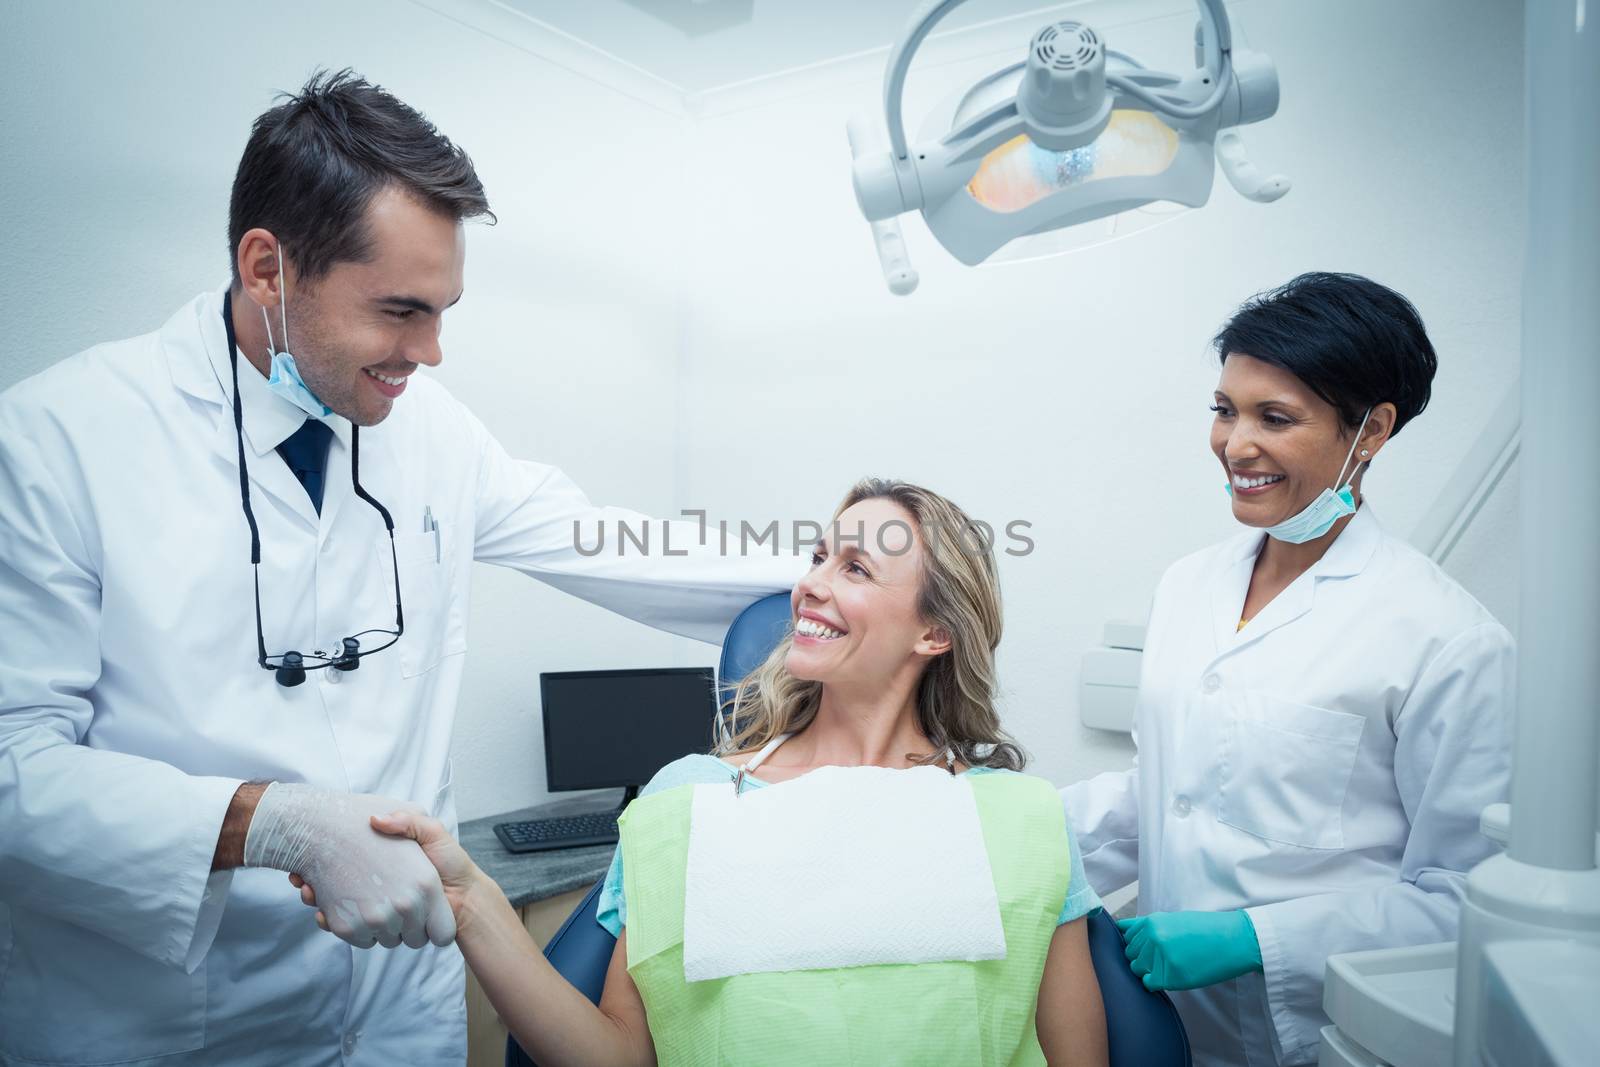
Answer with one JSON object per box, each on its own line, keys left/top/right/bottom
{"left": 1063, "top": 505, "right": 1514, "bottom": 1067}
{"left": 0, "top": 286, "right": 804, "bottom": 1066}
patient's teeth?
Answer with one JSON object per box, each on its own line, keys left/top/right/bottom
{"left": 798, "top": 618, "right": 844, "bottom": 639}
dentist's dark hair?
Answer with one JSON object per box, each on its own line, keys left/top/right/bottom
{"left": 1213, "top": 272, "right": 1438, "bottom": 437}
{"left": 227, "top": 68, "right": 493, "bottom": 287}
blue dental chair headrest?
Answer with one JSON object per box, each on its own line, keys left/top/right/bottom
{"left": 509, "top": 592, "right": 1190, "bottom": 1067}
{"left": 716, "top": 592, "right": 792, "bottom": 699}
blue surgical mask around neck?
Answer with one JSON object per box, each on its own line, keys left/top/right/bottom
{"left": 260, "top": 245, "right": 332, "bottom": 420}
{"left": 1226, "top": 407, "right": 1373, "bottom": 545}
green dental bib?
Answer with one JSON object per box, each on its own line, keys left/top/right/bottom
{"left": 619, "top": 771, "right": 1070, "bottom": 1066}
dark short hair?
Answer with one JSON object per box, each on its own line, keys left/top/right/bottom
{"left": 1213, "top": 272, "right": 1437, "bottom": 436}
{"left": 227, "top": 69, "right": 493, "bottom": 286}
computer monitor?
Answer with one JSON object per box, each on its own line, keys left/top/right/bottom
{"left": 540, "top": 667, "right": 719, "bottom": 803}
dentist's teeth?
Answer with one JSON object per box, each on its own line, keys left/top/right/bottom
{"left": 364, "top": 369, "right": 405, "bottom": 386}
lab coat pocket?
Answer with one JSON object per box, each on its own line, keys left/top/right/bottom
{"left": 0, "top": 908, "right": 206, "bottom": 1063}
{"left": 1215, "top": 694, "right": 1366, "bottom": 850}
{"left": 381, "top": 522, "right": 467, "bottom": 678}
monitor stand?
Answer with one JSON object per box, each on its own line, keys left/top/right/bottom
{"left": 618, "top": 784, "right": 640, "bottom": 809}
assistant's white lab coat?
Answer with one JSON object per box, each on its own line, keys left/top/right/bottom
{"left": 0, "top": 286, "right": 804, "bottom": 1066}
{"left": 1063, "top": 506, "right": 1514, "bottom": 1067}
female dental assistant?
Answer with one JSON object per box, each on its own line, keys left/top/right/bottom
{"left": 1063, "top": 272, "right": 1515, "bottom": 1067}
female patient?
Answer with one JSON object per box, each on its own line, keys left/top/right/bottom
{"left": 304, "top": 479, "right": 1109, "bottom": 1066}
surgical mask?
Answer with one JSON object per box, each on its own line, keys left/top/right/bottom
{"left": 261, "top": 245, "right": 332, "bottom": 420}
{"left": 1227, "top": 407, "right": 1372, "bottom": 544}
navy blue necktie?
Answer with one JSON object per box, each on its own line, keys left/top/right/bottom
{"left": 277, "top": 419, "right": 334, "bottom": 515}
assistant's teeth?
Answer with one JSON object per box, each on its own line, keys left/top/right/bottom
{"left": 1233, "top": 473, "right": 1285, "bottom": 489}
{"left": 796, "top": 618, "right": 845, "bottom": 640}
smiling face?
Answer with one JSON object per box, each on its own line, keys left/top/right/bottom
{"left": 786, "top": 497, "right": 947, "bottom": 688}
{"left": 272, "top": 186, "right": 466, "bottom": 427}
{"left": 1210, "top": 353, "right": 1380, "bottom": 528}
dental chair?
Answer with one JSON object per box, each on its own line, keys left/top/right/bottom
{"left": 508, "top": 593, "right": 1191, "bottom": 1067}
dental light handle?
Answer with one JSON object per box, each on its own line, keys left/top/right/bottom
{"left": 848, "top": 115, "right": 920, "bottom": 295}
{"left": 1215, "top": 130, "right": 1290, "bottom": 202}
{"left": 867, "top": 218, "right": 919, "bottom": 295}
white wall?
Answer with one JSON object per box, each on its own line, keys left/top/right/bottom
{"left": 1, "top": 0, "right": 1523, "bottom": 819}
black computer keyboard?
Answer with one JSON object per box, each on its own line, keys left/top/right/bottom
{"left": 493, "top": 810, "right": 620, "bottom": 853}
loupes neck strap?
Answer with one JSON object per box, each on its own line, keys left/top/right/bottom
{"left": 222, "top": 289, "right": 263, "bottom": 568}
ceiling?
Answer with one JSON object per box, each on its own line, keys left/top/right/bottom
{"left": 495, "top": 0, "right": 1072, "bottom": 93}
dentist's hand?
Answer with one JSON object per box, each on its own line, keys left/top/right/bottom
{"left": 291, "top": 808, "right": 487, "bottom": 940}
{"left": 369, "top": 809, "right": 486, "bottom": 925}
{"left": 244, "top": 782, "right": 455, "bottom": 949}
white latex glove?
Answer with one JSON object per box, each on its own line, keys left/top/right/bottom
{"left": 243, "top": 782, "right": 456, "bottom": 949}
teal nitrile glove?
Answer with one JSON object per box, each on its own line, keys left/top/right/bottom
{"left": 1115, "top": 910, "right": 1263, "bottom": 992}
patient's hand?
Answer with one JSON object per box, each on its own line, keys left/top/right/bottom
{"left": 290, "top": 810, "right": 486, "bottom": 938}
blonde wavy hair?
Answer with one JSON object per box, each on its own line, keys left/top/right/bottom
{"left": 716, "top": 478, "right": 1025, "bottom": 771}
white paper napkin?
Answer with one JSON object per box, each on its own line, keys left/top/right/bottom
{"left": 682, "top": 764, "right": 1006, "bottom": 983}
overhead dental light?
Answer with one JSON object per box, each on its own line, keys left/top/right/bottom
{"left": 848, "top": 0, "right": 1288, "bottom": 294}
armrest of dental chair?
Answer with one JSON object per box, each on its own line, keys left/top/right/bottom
{"left": 506, "top": 879, "right": 616, "bottom": 1067}
{"left": 1087, "top": 906, "right": 1192, "bottom": 1067}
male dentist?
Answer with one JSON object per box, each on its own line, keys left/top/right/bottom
{"left": 0, "top": 70, "right": 799, "bottom": 1066}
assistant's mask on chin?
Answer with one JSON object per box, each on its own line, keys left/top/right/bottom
{"left": 261, "top": 245, "right": 332, "bottom": 420}
{"left": 1226, "top": 407, "right": 1373, "bottom": 544}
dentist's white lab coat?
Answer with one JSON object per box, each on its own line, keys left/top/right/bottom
{"left": 1062, "top": 506, "right": 1514, "bottom": 1067}
{"left": 0, "top": 286, "right": 802, "bottom": 1066}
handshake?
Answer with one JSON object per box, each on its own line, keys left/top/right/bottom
{"left": 244, "top": 783, "right": 480, "bottom": 950}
